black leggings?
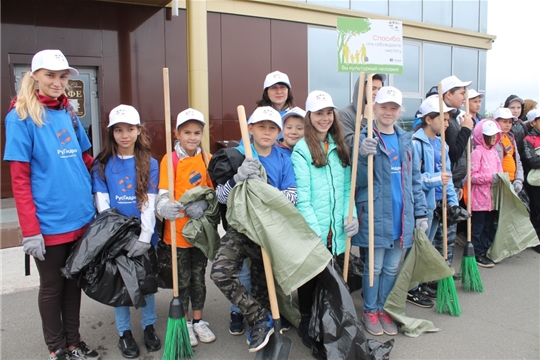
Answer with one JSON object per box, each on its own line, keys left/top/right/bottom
{"left": 34, "top": 241, "right": 82, "bottom": 352}
{"left": 297, "top": 277, "right": 318, "bottom": 315}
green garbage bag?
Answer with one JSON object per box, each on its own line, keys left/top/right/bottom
{"left": 487, "top": 173, "right": 540, "bottom": 262}
{"left": 383, "top": 229, "right": 454, "bottom": 337}
{"left": 180, "top": 186, "right": 221, "bottom": 261}
{"left": 226, "top": 177, "right": 332, "bottom": 296}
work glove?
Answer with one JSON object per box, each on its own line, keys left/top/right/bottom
{"left": 22, "top": 234, "right": 46, "bottom": 261}
{"left": 185, "top": 200, "right": 208, "bottom": 220}
{"left": 359, "top": 137, "right": 378, "bottom": 157}
{"left": 248, "top": 173, "right": 265, "bottom": 182}
{"left": 233, "top": 158, "right": 260, "bottom": 183}
{"left": 127, "top": 240, "right": 151, "bottom": 258}
{"left": 513, "top": 180, "right": 523, "bottom": 194}
{"left": 492, "top": 174, "right": 499, "bottom": 184}
{"left": 159, "top": 201, "right": 185, "bottom": 221}
{"left": 415, "top": 217, "right": 429, "bottom": 233}
{"left": 344, "top": 218, "right": 359, "bottom": 237}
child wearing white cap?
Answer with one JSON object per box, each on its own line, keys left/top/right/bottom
{"left": 209, "top": 106, "right": 297, "bottom": 353}
{"left": 355, "top": 86, "right": 427, "bottom": 336}
{"left": 493, "top": 108, "right": 525, "bottom": 195}
{"left": 467, "top": 89, "right": 484, "bottom": 125}
{"left": 92, "top": 104, "right": 161, "bottom": 357}
{"left": 291, "top": 90, "right": 358, "bottom": 348}
{"left": 3, "top": 49, "right": 99, "bottom": 360}
{"left": 155, "top": 108, "right": 216, "bottom": 347}
{"left": 276, "top": 106, "right": 306, "bottom": 156}
{"left": 522, "top": 109, "right": 540, "bottom": 253}
{"left": 470, "top": 119, "right": 503, "bottom": 267}
{"left": 256, "top": 71, "right": 296, "bottom": 115}
{"left": 503, "top": 95, "right": 529, "bottom": 156}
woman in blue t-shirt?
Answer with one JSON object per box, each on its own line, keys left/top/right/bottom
{"left": 92, "top": 104, "right": 160, "bottom": 359}
{"left": 3, "top": 49, "right": 99, "bottom": 360}
{"left": 355, "top": 87, "right": 427, "bottom": 337}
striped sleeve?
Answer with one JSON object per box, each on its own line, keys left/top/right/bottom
{"left": 281, "top": 186, "right": 297, "bottom": 206}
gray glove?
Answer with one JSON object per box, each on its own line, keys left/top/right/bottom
{"left": 248, "top": 173, "right": 265, "bottom": 182}
{"left": 416, "top": 217, "right": 429, "bottom": 233}
{"left": 233, "top": 158, "right": 260, "bottom": 183}
{"left": 513, "top": 180, "right": 523, "bottom": 194}
{"left": 184, "top": 200, "right": 208, "bottom": 220}
{"left": 159, "top": 201, "right": 185, "bottom": 221}
{"left": 359, "top": 137, "right": 378, "bottom": 157}
{"left": 127, "top": 240, "right": 151, "bottom": 258}
{"left": 344, "top": 218, "right": 359, "bottom": 237}
{"left": 492, "top": 174, "right": 499, "bottom": 184}
{"left": 22, "top": 234, "right": 46, "bottom": 261}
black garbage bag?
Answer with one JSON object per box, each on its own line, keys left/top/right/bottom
{"left": 309, "top": 264, "right": 393, "bottom": 360}
{"left": 334, "top": 253, "right": 364, "bottom": 294}
{"left": 434, "top": 204, "right": 471, "bottom": 225}
{"left": 156, "top": 240, "right": 174, "bottom": 289}
{"left": 62, "top": 208, "right": 158, "bottom": 308}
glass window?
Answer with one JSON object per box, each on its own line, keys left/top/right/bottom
{"left": 453, "top": 0, "right": 479, "bottom": 32}
{"left": 389, "top": 0, "right": 421, "bottom": 22}
{"left": 479, "top": 0, "right": 488, "bottom": 33}
{"left": 478, "top": 50, "right": 486, "bottom": 91}
{"left": 351, "top": 0, "right": 389, "bottom": 16}
{"left": 397, "top": 98, "right": 422, "bottom": 131}
{"left": 423, "top": 0, "right": 452, "bottom": 28}
{"left": 307, "top": 0, "right": 349, "bottom": 9}
{"left": 392, "top": 43, "right": 420, "bottom": 94}
{"left": 452, "top": 46, "right": 478, "bottom": 91}
{"left": 308, "top": 26, "right": 350, "bottom": 109}
{"left": 423, "top": 43, "right": 452, "bottom": 96}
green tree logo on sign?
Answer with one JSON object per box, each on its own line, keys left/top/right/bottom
{"left": 337, "top": 18, "right": 371, "bottom": 65}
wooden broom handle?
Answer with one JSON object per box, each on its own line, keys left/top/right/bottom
{"left": 366, "top": 75, "right": 375, "bottom": 287}
{"left": 438, "top": 83, "right": 448, "bottom": 259}
{"left": 465, "top": 90, "right": 472, "bottom": 242}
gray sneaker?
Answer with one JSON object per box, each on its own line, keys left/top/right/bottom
{"left": 362, "top": 311, "right": 383, "bottom": 336}
{"left": 378, "top": 311, "right": 398, "bottom": 336}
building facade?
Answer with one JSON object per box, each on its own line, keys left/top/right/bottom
{"left": 0, "top": 0, "right": 493, "bottom": 197}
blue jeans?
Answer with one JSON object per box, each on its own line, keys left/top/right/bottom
{"left": 362, "top": 239, "right": 404, "bottom": 313}
{"left": 115, "top": 294, "right": 157, "bottom": 336}
{"left": 433, "top": 222, "right": 456, "bottom": 265}
{"left": 471, "top": 211, "right": 497, "bottom": 255}
{"left": 229, "top": 260, "right": 252, "bottom": 313}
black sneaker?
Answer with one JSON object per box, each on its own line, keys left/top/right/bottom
{"left": 229, "top": 311, "right": 245, "bottom": 335}
{"left": 476, "top": 254, "right": 495, "bottom": 268}
{"left": 143, "top": 325, "right": 161, "bottom": 352}
{"left": 247, "top": 313, "right": 274, "bottom": 353}
{"left": 118, "top": 330, "right": 140, "bottom": 359}
{"left": 280, "top": 315, "right": 291, "bottom": 332}
{"left": 49, "top": 349, "right": 70, "bottom": 360}
{"left": 407, "top": 289, "right": 434, "bottom": 308}
{"left": 419, "top": 283, "right": 437, "bottom": 300}
{"left": 297, "top": 313, "right": 314, "bottom": 349}
{"left": 69, "top": 341, "right": 100, "bottom": 359}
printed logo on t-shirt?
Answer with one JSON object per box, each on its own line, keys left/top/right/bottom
{"left": 57, "top": 129, "right": 71, "bottom": 146}
{"left": 189, "top": 170, "right": 202, "bottom": 186}
{"left": 119, "top": 176, "right": 133, "bottom": 192}
{"left": 56, "top": 128, "right": 78, "bottom": 159}
{"left": 387, "top": 149, "right": 401, "bottom": 174}
{"left": 115, "top": 176, "right": 137, "bottom": 204}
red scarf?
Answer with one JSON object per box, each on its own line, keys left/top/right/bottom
{"left": 8, "top": 92, "right": 70, "bottom": 111}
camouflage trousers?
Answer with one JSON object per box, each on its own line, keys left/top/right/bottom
{"left": 177, "top": 246, "right": 208, "bottom": 314}
{"left": 210, "top": 228, "right": 269, "bottom": 326}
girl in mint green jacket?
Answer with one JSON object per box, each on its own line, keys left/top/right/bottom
{"left": 291, "top": 90, "right": 358, "bottom": 349}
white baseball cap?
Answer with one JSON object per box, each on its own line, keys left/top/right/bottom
{"left": 263, "top": 71, "right": 291, "bottom": 90}
{"left": 374, "top": 86, "right": 403, "bottom": 107}
{"left": 493, "top": 108, "right": 516, "bottom": 120}
{"left": 305, "top": 90, "right": 337, "bottom": 112}
{"left": 440, "top": 75, "right": 472, "bottom": 94}
{"left": 31, "top": 49, "right": 79, "bottom": 76}
{"left": 281, "top": 107, "right": 306, "bottom": 124}
{"left": 108, "top": 105, "right": 140, "bottom": 128}
{"left": 248, "top": 106, "right": 282, "bottom": 130}
{"left": 482, "top": 120, "right": 501, "bottom": 136}
{"left": 417, "top": 96, "right": 454, "bottom": 117}
{"left": 176, "top": 108, "right": 206, "bottom": 129}
{"left": 468, "top": 89, "right": 484, "bottom": 99}
{"left": 526, "top": 109, "right": 540, "bottom": 123}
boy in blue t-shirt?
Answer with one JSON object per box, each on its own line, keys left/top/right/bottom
{"left": 208, "top": 106, "right": 296, "bottom": 353}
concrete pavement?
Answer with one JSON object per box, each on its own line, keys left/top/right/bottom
{"left": 1, "top": 243, "right": 539, "bottom": 359}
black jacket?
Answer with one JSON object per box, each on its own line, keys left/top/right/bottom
{"left": 445, "top": 108, "right": 471, "bottom": 189}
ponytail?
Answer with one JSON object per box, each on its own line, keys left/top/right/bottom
{"left": 15, "top": 71, "right": 45, "bottom": 127}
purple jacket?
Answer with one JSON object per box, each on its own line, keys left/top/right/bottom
{"left": 471, "top": 119, "right": 503, "bottom": 211}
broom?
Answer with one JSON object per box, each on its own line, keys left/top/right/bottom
{"left": 459, "top": 89, "right": 484, "bottom": 292}
{"left": 162, "top": 68, "right": 194, "bottom": 360}
{"left": 435, "top": 83, "right": 461, "bottom": 316}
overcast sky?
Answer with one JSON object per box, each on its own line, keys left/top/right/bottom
{"left": 485, "top": 0, "right": 540, "bottom": 113}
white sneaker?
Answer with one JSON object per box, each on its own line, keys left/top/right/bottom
{"left": 193, "top": 320, "right": 216, "bottom": 343}
{"left": 187, "top": 321, "right": 198, "bottom": 347}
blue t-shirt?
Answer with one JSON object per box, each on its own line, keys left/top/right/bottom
{"left": 429, "top": 137, "right": 444, "bottom": 201}
{"left": 274, "top": 142, "right": 293, "bottom": 158}
{"left": 3, "top": 108, "right": 95, "bottom": 235}
{"left": 380, "top": 132, "right": 403, "bottom": 240}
